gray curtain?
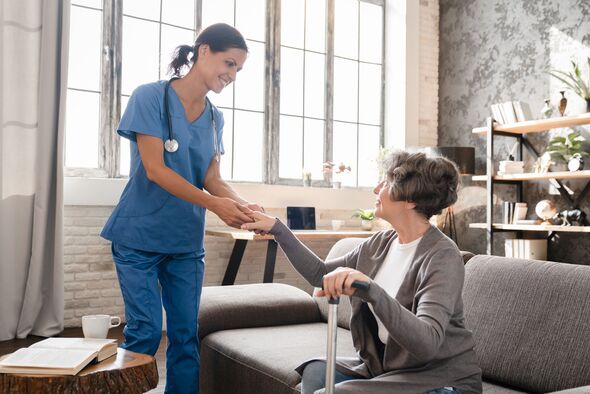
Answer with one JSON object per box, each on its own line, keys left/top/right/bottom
{"left": 0, "top": 0, "right": 69, "bottom": 340}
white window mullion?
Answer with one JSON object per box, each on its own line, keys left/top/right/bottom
{"left": 100, "top": 0, "right": 122, "bottom": 178}
{"left": 324, "top": 0, "right": 335, "bottom": 186}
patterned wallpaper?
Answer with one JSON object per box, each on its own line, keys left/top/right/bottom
{"left": 439, "top": 0, "right": 590, "bottom": 263}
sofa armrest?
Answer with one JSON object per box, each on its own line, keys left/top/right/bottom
{"left": 460, "top": 250, "right": 475, "bottom": 264}
{"left": 547, "top": 386, "right": 590, "bottom": 394}
{"left": 198, "top": 283, "right": 322, "bottom": 340}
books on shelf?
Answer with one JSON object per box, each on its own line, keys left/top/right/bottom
{"left": 0, "top": 338, "right": 117, "bottom": 376}
{"left": 490, "top": 103, "right": 505, "bottom": 124}
{"left": 505, "top": 239, "right": 547, "bottom": 260}
{"left": 490, "top": 101, "right": 532, "bottom": 124}
{"left": 513, "top": 101, "right": 532, "bottom": 122}
{"left": 502, "top": 201, "right": 528, "bottom": 224}
{"left": 501, "top": 101, "right": 518, "bottom": 124}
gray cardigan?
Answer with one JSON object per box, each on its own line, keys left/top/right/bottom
{"left": 270, "top": 220, "right": 482, "bottom": 394}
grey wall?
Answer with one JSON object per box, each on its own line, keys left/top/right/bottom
{"left": 439, "top": 0, "right": 590, "bottom": 263}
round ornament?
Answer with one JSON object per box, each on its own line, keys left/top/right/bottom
{"left": 535, "top": 200, "right": 557, "bottom": 224}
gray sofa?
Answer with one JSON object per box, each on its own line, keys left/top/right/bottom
{"left": 198, "top": 238, "right": 590, "bottom": 393}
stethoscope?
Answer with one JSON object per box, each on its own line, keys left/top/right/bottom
{"left": 163, "top": 77, "right": 220, "bottom": 162}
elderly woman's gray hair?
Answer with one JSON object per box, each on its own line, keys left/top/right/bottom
{"left": 383, "top": 151, "right": 460, "bottom": 219}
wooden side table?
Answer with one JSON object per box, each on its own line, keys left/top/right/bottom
{"left": 0, "top": 348, "right": 158, "bottom": 393}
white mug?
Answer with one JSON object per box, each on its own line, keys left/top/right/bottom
{"left": 82, "top": 314, "right": 121, "bottom": 339}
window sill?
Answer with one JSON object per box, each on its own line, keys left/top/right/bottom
{"left": 64, "top": 177, "right": 376, "bottom": 210}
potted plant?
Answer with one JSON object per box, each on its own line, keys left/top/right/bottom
{"left": 545, "top": 130, "right": 588, "bottom": 171}
{"left": 548, "top": 57, "right": 590, "bottom": 113}
{"left": 353, "top": 209, "right": 375, "bottom": 230}
{"left": 302, "top": 170, "right": 312, "bottom": 187}
{"left": 323, "top": 161, "right": 351, "bottom": 188}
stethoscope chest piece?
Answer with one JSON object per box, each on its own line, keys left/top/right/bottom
{"left": 164, "top": 138, "right": 179, "bottom": 153}
{"left": 164, "top": 78, "right": 220, "bottom": 157}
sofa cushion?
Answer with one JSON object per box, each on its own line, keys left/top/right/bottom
{"left": 482, "top": 381, "right": 528, "bottom": 393}
{"left": 314, "top": 237, "right": 366, "bottom": 330}
{"left": 463, "top": 255, "right": 590, "bottom": 393}
{"left": 200, "top": 323, "right": 357, "bottom": 394}
{"left": 198, "top": 283, "right": 321, "bottom": 340}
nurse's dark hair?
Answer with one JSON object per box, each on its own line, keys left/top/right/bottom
{"left": 168, "top": 23, "right": 248, "bottom": 77}
{"left": 382, "top": 150, "right": 460, "bottom": 220}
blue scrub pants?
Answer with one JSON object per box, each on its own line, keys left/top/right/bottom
{"left": 112, "top": 243, "right": 205, "bottom": 394}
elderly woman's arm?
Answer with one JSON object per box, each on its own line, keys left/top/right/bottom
{"left": 267, "top": 219, "right": 358, "bottom": 287}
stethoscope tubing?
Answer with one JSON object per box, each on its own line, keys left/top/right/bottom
{"left": 163, "top": 77, "right": 219, "bottom": 159}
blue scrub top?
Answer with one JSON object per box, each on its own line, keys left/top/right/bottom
{"left": 101, "top": 81, "right": 225, "bottom": 254}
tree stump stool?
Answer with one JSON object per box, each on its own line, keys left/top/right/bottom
{"left": 0, "top": 348, "right": 158, "bottom": 393}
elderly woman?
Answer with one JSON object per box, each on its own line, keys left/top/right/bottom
{"left": 241, "top": 151, "right": 482, "bottom": 394}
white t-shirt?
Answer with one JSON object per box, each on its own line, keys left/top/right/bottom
{"left": 368, "top": 236, "right": 422, "bottom": 344}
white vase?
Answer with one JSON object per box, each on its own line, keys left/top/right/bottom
{"left": 332, "top": 181, "right": 341, "bottom": 189}
{"left": 361, "top": 220, "right": 373, "bottom": 231}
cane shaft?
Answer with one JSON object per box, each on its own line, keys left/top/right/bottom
{"left": 325, "top": 302, "right": 339, "bottom": 394}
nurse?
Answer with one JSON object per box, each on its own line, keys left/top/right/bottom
{"left": 101, "top": 23, "right": 260, "bottom": 393}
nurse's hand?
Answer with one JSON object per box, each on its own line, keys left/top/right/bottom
{"left": 244, "top": 203, "right": 265, "bottom": 213}
{"left": 241, "top": 211, "right": 276, "bottom": 234}
{"left": 209, "top": 197, "right": 254, "bottom": 228}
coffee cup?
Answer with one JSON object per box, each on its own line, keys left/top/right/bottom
{"left": 82, "top": 314, "right": 121, "bottom": 339}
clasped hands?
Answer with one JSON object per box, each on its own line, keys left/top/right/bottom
{"left": 241, "top": 212, "right": 371, "bottom": 298}
{"left": 211, "top": 198, "right": 265, "bottom": 229}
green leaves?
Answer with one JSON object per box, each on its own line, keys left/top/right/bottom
{"left": 546, "top": 131, "right": 588, "bottom": 163}
{"left": 548, "top": 57, "right": 590, "bottom": 101}
{"left": 353, "top": 209, "right": 375, "bottom": 220}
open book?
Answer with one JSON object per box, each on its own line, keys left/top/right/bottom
{"left": 0, "top": 338, "right": 117, "bottom": 376}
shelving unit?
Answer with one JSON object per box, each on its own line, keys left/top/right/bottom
{"left": 469, "top": 223, "right": 590, "bottom": 233}
{"left": 469, "top": 113, "right": 590, "bottom": 255}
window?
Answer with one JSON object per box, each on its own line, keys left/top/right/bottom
{"left": 65, "top": 0, "right": 103, "bottom": 176}
{"left": 278, "top": 0, "right": 326, "bottom": 184}
{"left": 203, "top": 0, "right": 266, "bottom": 182}
{"left": 334, "top": 0, "right": 383, "bottom": 188}
{"left": 65, "top": 0, "right": 384, "bottom": 187}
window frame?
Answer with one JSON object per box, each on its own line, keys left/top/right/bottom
{"left": 65, "top": 0, "right": 385, "bottom": 188}
{"left": 269, "top": 0, "right": 385, "bottom": 187}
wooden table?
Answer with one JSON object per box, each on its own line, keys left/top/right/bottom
{"left": 206, "top": 229, "right": 377, "bottom": 285}
{"left": 0, "top": 348, "right": 158, "bottom": 393}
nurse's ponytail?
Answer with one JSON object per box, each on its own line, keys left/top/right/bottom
{"left": 168, "top": 45, "right": 195, "bottom": 77}
{"left": 168, "top": 23, "right": 248, "bottom": 77}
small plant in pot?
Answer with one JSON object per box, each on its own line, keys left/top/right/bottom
{"left": 545, "top": 130, "right": 588, "bottom": 171}
{"left": 353, "top": 209, "right": 375, "bottom": 230}
{"left": 548, "top": 57, "right": 590, "bottom": 113}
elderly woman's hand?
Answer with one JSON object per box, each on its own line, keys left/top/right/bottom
{"left": 241, "top": 211, "right": 276, "bottom": 235}
{"left": 316, "top": 267, "right": 371, "bottom": 299}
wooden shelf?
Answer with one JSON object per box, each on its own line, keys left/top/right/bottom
{"left": 469, "top": 223, "right": 590, "bottom": 233}
{"left": 472, "top": 170, "right": 590, "bottom": 182}
{"left": 472, "top": 112, "right": 590, "bottom": 135}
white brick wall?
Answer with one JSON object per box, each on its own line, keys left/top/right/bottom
{"left": 419, "top": 0, "right": 440, "bottom": 146}
{"left": 63, "top": 206, "right": 124, "bottom": 326}
{"left": 63, "top": 205, "right": 387, "bottom": 327}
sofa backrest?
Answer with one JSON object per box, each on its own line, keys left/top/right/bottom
{"left": 463, "top": 255, "right": 590, "bottom": 393}
{"left": 314, "top": 237, "right": 366, "bottom": 330}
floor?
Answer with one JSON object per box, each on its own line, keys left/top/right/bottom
{"left": 0, "top": 326, "right": 167, "bottom": 393}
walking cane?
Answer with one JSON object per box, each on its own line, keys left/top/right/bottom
{"left": 325, "top": 280, "right": 369, "bottom": 394}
